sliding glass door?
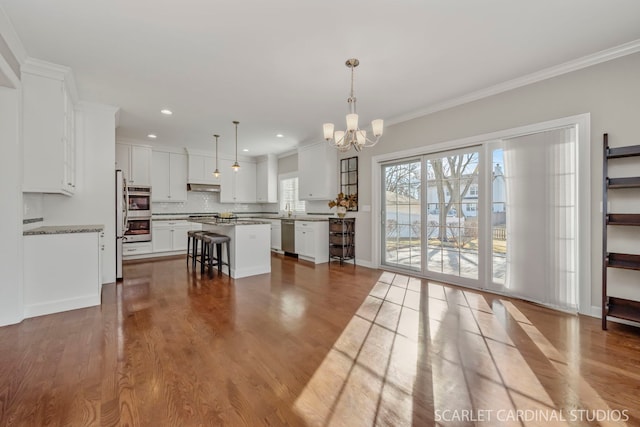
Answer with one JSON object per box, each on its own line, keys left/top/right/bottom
{"left": 380, "top": 126, "right": 579, "bottom": 311}
{"left": 425, "top": 149, "right": 480, "bottom": 281}
{"left": 382, "top": 160, "right": 422, "bottom": 271}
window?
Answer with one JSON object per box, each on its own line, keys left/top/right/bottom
{"left": 279, "top": 173, "right": 306, "bottom": 213}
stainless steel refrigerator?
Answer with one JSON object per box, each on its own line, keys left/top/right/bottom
{"left": 115, "top": 170, "right": 127, "bottom": 280}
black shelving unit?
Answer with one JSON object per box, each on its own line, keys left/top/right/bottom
{"left": 329, "top": 218, "right": 355, "bottom": 265}
{"left": 602, "top": 133, "right": 640, "bottom": 330}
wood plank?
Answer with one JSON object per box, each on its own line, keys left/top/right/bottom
{"left": 608, "top": 177, "right": 640, "bottom": 188}
{"left": 1, "top": 255, "right": 640, "bottom": 425}
{"left": 607, "top": 213, "right": 640, "bottom": 226}
{"left": 607, "top": 145, "right": 640, "bottom": 159}
{"left": 606, "top": 252, "right": 640, "bottom": 270}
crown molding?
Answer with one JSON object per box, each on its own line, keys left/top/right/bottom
{"left": 22, "top": 57, "right": 79, "bottom": 103}
{"left": 386, "top": 39, "right": 640, "bottom": 127}
{"left": 0, "top": 54, "right": 19, "bottom": 88}
{"left": 0, "top": 5, "right": 27, "bottom": 64}
{"left": 22, "top": 57, "right": 71, "bottom": 79}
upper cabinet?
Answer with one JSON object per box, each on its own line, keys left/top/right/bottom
{"left": 256, "top": 154, "right": 278, "bottom": 203}
{"left": 298, "top": 142, "right": 337, "bottom": 200}
{"left": 116, "top": 142, "right": 152, "bottom": 186}
{"left": 22, "top": 59, "right": 78, "bottom": 195}
{"left": 219, "top": 158, "right": 257, "bottom": 203}
{"left": 186, "top": 149, "right": 221, "bottom": 185}
{"left": 152, "top": 149, "right": 188, "bottom": 202}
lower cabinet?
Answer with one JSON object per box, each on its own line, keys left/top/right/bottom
{"left": 152, "top": 221, "right": 192, "bottom": 253}
{"left": 294, "top": 221, "right": 328, "bottom": 264}
{"left": 24, "top": 231, "right": 103, "bottom": 318}
{"left": 123, "top": 241, "right": 152, "bottom": 257}
{"left": 270, "top": 219, "right": 282, "bottom": 251}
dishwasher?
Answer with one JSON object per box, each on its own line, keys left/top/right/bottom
{"left": 281, "top": 219, "right": 295, "bottom": 254}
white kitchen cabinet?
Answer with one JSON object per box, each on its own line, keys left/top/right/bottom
{"left": 270, "top": 219, "right": 282, "bottom": 251}
{"left": 22, "top": 60, "right": 77, "bottom": 195}
{"left": 187, "top": 151, "right": 221, "bottom": 185}
{"left": 298, "top": 142, "right": 338, "bottom": 200}
{"left": 152, "top": 150, "right": 188, "bottom": 202}
{"left": 24, "top": 231, "right": 103, "bottom": 318}
{"left": 256, "top": 154, "right": 278, "bottom": 203}
{"left": 152, "top": 221, "right": 192, "bottom": 253}
{"left": 123, "top": 241, "right": 152, "bottom": 257}
{"left": 294, "top": 221, "right": 329, "bottom": 264}
{"left": 220, "top": 158, "right": 257, "bottom": 203}
{"left": 116, "top": 143, "right": 152, "bottom": 186}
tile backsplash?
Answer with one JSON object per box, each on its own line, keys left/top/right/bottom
{"left": 152, "top": 191, "right": 268, "bottom": 214}
{"left": 23, "top": 193, "right": 44, "bottom": 220}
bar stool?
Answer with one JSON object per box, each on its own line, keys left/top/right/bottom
{"left": 187, "top": 230, "right": 206, "bottom": 269}
{"left": 201, "top": 233, "right": 231, "bottom": 277}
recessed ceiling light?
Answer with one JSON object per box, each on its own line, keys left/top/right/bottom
{"left": 147, "top": 134, "right": 157, "bottom": 139}
{"left": 276, "top": 134, "right": 284, "bottom": 138}
{"left": 242, "top": 148, "right": 249, "bottom": 152}
{"left": 160, "top": 109, "right": 173, "bottom": 115}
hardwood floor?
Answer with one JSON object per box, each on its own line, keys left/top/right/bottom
{"left": 1, "top": 254, "right": 639, "bottom": 426}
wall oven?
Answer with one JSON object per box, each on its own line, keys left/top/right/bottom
{"left": 127, "top": 186, "right": 152, "bottom": 217}
{"left": 124, "top": 217, "right": 152, "bottom": 242}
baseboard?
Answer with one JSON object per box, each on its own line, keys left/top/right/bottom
{"left": 355, "top": 258, "right": 374, "bottom": 269}
{"left": 232, "top": 265, "right": 271, "bottom": 279}
{"left": 24, "top": 294, "right": 100, "bottom": 319}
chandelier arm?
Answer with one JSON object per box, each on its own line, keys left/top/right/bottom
{"left": 323, "top": 58, "right": 382, "bottom": 152}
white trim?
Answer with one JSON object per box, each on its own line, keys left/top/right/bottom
{"left": 0, "top": 6, "right": 27, "bottom": 64}
{"left": 372, "top": 113, "right": 591, "bottom": 314}
{"left": 24, "top": 294, "right": 101, "bottom": 319}
{"left": 231, "top": 265, "right": 271, "bottom": 279}
{"left": 22, "top": 57, "right": 79, "bottom": 103}
{"left": 386, "top": 40, "right": 640, "bottom": 128}
{"left": 354, "top": 259, "right": 373, "bottom": 269}
{"left": 0, "top": 54, "right": 19, "bottom": 88}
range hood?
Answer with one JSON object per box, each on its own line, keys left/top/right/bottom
{"left": 187, "top": 183, "right": 221, "bottom": 192}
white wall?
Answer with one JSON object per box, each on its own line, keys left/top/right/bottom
{"left": 0, "top": 86, "right": 23, "bottom": 326}
{"left": 344, "top": 52, "right": 640, "bottom": 309}
{"left": 43, "top": 102, "right": 118, "bottom": 284}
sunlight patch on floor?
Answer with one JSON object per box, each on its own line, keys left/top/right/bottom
{"left": 293, "top": 272, "right": 623, "bottom": 426}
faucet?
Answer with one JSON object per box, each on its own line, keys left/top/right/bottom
{"left": 285, "top": 203, "right": 292, "bottom": 217}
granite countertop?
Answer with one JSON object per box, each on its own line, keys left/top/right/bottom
{"left": 24, "top": 224, "right": 105, "bottom": 236}
{"left": 153, "top": 213, "right": 331, "bottom": 222}
{"left": 189, "top": 219, "right": 270, "bottom": 226}
{"left": 274, "top": 216, "right": 330, "bottom": 222}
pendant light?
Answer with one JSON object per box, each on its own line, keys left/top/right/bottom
{"left": 212, "top": 134, "right": 220, "bottom": 177}
{"left": 232, "top": 120, "right": 240, "bottom": 172}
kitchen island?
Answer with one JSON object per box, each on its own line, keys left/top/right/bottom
{"left": 190, "top": 219, "right": 271, "bottom": 279}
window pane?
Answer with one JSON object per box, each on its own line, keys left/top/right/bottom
{"left": 279, "top": 176, "right": 305, "bottom": 212}
{"left": 382, "top": 161, "right": 421, "bottom": 270}
{"left": 426, "top": 151, "right": 479, "bottom": 279}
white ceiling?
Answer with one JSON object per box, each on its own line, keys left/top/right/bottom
{"left": 2, "top": 0, "right": 640, "bottom": 157}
